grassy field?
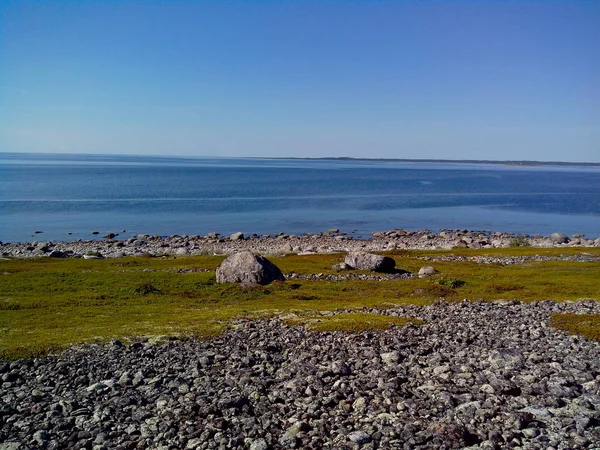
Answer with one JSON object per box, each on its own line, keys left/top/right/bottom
{"left": 1, "top": 247, "right": 599, "bottom": 359}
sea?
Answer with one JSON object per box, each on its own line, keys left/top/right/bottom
{"left": 1, "top": 152, "right": 599, "bottom": 243}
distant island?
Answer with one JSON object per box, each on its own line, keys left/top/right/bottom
{"left": 270, "top": 156, "right": 600, "bottom": 167}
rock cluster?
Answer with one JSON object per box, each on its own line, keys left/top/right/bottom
{"left": 2, "top": 229, "right": 599, "bottom": 259}
{"left": 1, "top": 300, "right": 599, "bottom": 449}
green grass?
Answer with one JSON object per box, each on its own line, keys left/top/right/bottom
{"left": 283, "top": 312, "right": 423, "bottom": 332}
{"left": 549, "top": 313, "right": 600, "bottom": 341}
{"left": 1, "top": 247, "right": 599, "bottom": 359}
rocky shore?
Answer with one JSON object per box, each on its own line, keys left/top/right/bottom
{"left": 2, "top": 229, "right": 599, "bottom": 259}
{"left": 1, "top": 300, "right": 599, "bottom": 449}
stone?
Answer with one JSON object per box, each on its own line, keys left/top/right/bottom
{"left": 33, "top": 430, "right": 49, "bottom": 445}
{"left": 488, "top": 349, "right": 524, "bottom": 371}
{"left": 0, "top": 444, "right": 21, "bottom": 450}
{"left": 380, "top": 351, "right": 400, "bottom": 366}
{"left": 175, "top": 248, "right": 189, "bottom": 256}
{"left": 279, "top": 421, "right": 308, "bottom": 448}
{"left": 332, "top": 262, "right": 351, "bottom": 271}
{"left": 348, "top": 430, "right": 372, "bottom": 445}
{"left": 230, "top": 232, "right": 245, "bottom": 240}
{"left": 249, "top": 439, "right": 269, "bottom": 450}
{"left": 83, "top": 254, "right": 103, "bottom": 260}
{"left": 550, "top": 232, "right": 569, "bottom": 244}
{"left": 185, "top": 438, "right": 203, "bottom": 449}
{"left": 418, "top": 266, "right": 437, "bottom": 277}
{"left": 344, "top": 251, "right": 396, "bottom": 273}
{"left": 215, "top": 251, "right": 285, "bottom": 285}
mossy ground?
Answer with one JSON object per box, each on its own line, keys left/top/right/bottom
{"left": 283, "top": 312, "right": 423, "bottom": 332}
{"left": 549, "top": 313, "right": 600, "bottom": 342}
{"left": 1, "top": 247, "right": 599, "bottom": 359}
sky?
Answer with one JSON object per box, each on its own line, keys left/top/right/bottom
{"left": 1, "top": 0, "right": 599, "bottom": 162}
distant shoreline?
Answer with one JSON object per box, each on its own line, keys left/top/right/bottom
{"left": 265, "top": 156, "right": 600, "bottom": 167}
{"left": 2, "top": 152, "right": 600, "bottom": 167}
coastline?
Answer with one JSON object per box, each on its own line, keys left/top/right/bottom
{"left": 2, "top": 228, "right": 599, "bottom": 259}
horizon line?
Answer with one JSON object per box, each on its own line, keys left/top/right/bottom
{"left": 1, "top": 151, "right": 599, "bottom": 167}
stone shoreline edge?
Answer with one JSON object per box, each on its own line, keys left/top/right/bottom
{"left": 1, "top": 229, "right": 599, "bottom": 259}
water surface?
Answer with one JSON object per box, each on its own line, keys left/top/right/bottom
{"left": 1, "top": 153, "right": 599, "bottom": 242}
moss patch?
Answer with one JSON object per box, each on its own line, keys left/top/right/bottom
{"left": 549, "top": 313, "right": 600, "bottom": 341}
{"left": 284, "top": 312, "right": 423, "bottom": 333}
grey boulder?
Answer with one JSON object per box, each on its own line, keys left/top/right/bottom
{"left": 215, "top": 251, "right": 285, "bottom": 285}
{"left": 550, "top": 232, "right": 569, "bottom": 244}
{"left": 344, "top": 251, "right": 396, "bottom": 273}
{"left": 418, "top": 266, "right": 437, "bottom": 277}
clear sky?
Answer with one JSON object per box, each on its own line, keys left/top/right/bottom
{"left": 1, "top": 0, "right": 599, "bottom": 162}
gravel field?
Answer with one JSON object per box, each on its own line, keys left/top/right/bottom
{"left": 1, "top": 300, "right": 599, "bottom": 450}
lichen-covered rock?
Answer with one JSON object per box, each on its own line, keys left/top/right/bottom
{"left": 344, "top": 251, "right": 396, "bottom": 273}
{"left": 215, "top": 251, "right": 284, "bottom": 285}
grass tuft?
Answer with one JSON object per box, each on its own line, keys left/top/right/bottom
{"left": 133, "top": 283, "right": 162, "bottom": 295}
{"left": 436, "top": 278, "right": 466, "bottom": 289}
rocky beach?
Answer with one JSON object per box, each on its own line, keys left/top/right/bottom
{"left": 2, "top": 229, "right": 599, "bottom": 259}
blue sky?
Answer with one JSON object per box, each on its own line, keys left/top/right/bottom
{"left": 1, "top": 1, "right": 599, "bottom": 162}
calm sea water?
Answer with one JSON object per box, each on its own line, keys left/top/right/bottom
{"left": 1, "top": 153, "right": 599, "bottom": 243}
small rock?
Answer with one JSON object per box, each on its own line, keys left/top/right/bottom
{"left": 380, "top": 351, "right": 400, "bottom": 366}
{"left": 348, "top": 430, "right": 371, "bottom": 445}
{"left": 249, "top": 438, "right": 269, "bottom": 450}
{"left": 418, "top": 266, "right": 437, "bottom": 277}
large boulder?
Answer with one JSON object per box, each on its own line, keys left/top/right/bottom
{"left": 216, "top": 251, "right": 285, "bottom": 285}
{"left": 550, "top": 232, "right": 569, "bottom": 244}
{"left": 344, "top": 251, "right": 396, "bottom": 273}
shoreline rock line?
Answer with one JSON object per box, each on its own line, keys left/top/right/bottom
{"left": 2, "top": 229, "right": 600, "bottom": 259}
